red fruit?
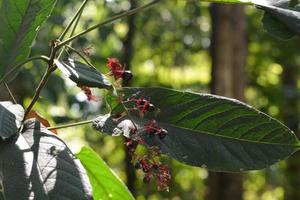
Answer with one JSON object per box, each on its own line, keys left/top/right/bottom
{"left": 139, "top": 159, "right": 151, "bottom": 173}
{"left": 128, "top": 97, "right": 155, "bottom": 117}
{"left": 147, "top": 104, "right": 155, "bottom": 112}
{"left": 80, "top": 86, "right": 96, "bottom": 101}
{"left": 158, "top": 129, "right": 168, "bottom": 139}
{"left": 122, "top": 70, "right": 133, "bottom": 81}
{"left": 152, "top": 164, "right": 159, "bottom": 170}
{"left": 124, "top": 138, "right": 138, "bottom": 153}
{"left": 144, "top": 120, "right": 167, "bottom": 139}
{"left": 156, "top": 164, "right": 171, "bottom": 191}
{"left": 134, "top": 162, "right": 141, "bottom": 169}
{"left": 143, "top": 173, "right": 151, "bottom": 183}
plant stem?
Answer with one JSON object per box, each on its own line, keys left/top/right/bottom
{"left": 24, "top": 43, "right": 58, "bottom": 118}
{"left": 68, "top": 9, "right": 83, "bottom": 47}
{"left": 201, "top": 0, "right": 253, "bottom": 5}
{"left": 57, "top": 9, "right": 84, "bottom": 59}
{"left": 121, "top": 101, "right": 139, "bottom": 131}
{"left": 56, "top": 0, "right": 161, "bottom": 49}
{"left": 58, "top": 0, "right": 89, "bottom": 41}
{"left": 113, "top": 89, "right": 139, "bottom": 131}
{"left": 24, "top": 68, "right": 54, "bottom": 118}
{"left": 0, "top": 55, "right": 50, "bottom": 84}
{"left": 64, "top": 44, "right": 96, "bottom": 69}
{"left": 4, "top": 82, "right": 17, "bottom": 104}
{"left": 48, "top": 119, "right": 93, "bottom": 130}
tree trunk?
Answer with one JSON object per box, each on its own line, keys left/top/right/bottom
{"left": 281, "top": 42, "right": 300, "bottom": 200}
{"left": 283, "top": 65, "right": 300, "bottom": 200}
{"left": 122, "top": 0, "right": 137, "bottom": 196}
{"left": 207, "top": 4, "right": 247, "bottom": 200}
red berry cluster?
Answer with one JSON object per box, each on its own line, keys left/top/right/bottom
{"left": 135, "top": 158, "right": 171, "bottom": 191}
{"left": 144, "top": 120, "right": 168, "bottom": 139}
{"left": 80, "top": 86, "right": 96, "bottom": 101}
{"left": 124, "top": 138, "right": 138, "bottom": 154}
{"left": 106, "top": 58, "right": 132, "bottom": 81}
{"left": 156, "top": 164, "right": 171, "bottom": 191}
{"left": 124, "top": 127, "right": 144, "bottom": 154}
{"left": 122, "top": 118, "right": 170, "bottom": 190}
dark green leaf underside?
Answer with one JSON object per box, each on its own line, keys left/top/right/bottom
{"left": 0, "top": 0, "right": 56, "bottom": 80}
{"left": 0, "top": 101, "right": 24, "bottom": 139}
{"left": 107, "top": 87, "right": 300, "bottom": 172}
{"left": 55, "top": 59, "right": 112, "bottom": 89}
{"left": 76, "top": 147, "right": 134, "bottom": 200}
{"left": 0, "top": 120, "right": 93, "bottom": 199}
{"left": 255, "top": 0, "right": 300, "bottom": 39}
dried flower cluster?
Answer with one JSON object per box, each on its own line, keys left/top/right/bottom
{"left": 89, "top": 57, "right": 171, "bottom": 191}
{"left": 80, "top": 58, "right": 133, "bottom": 101}
{"left": 106, "top": 58, "right": 132, "bottom": 81}
{"left": 121, "top": 95, "right": 171, "bottom": 191}
{"left": 128, "top": 97, "right": 155, "bottom": 117}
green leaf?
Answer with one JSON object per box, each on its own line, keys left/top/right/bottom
{"left": 76, "top": 146, "right": 134, "bottom": 200}
{"left": 105, "top": 90, "right": 120, "bottom": 112}
{"left": 201, "top": 0, "right": 300, "bottom": 39}
{"left": 262, "top": 12, "right": 295, "bottom": 40}
{"left": 55, "top": 59, "right": 113, "bottom": 90}
{"left": 203, "top": 0, "right": 253, "bottom": 3}
{"left": 0, "top": 101, "right": 24, "bottom": 140}
{"left": 0, "top": 0, "right": 57, "bottom": 81}
{"left": 96, "top": 87, "right": 300, "bottom": 172}
{"left": 0, "top": 119, "right": 93, "bottom": 199}
{"left": 255, "top": 0, "right": 300, "bottom": 39}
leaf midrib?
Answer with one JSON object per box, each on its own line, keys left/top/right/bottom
{"left": 3, "top": 0, "right": 32, "bottom": 68}
{"left": 160, "top": 121, "right": 300, "bottom": 148}
{"left": 123, "top": 87, "right": 300, "bottom": 148}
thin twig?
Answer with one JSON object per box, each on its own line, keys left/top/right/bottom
{"left": 58, "top": 0, "right": 89, "bottom": 41}
{"left": 0, "top": 55, "right": 50, "bottom": 84}
{"left": 121, "top": 101, "right": 139, "bottom": 131}
{"left": 68, "top": 9, "right": 83, "bottom": 47}
{"left": 4, "top": 82, "right": 17, "bottom": 104}
{"left": 201, "top": 0, "right": 253, "bottom": 4}
{"left": 24, "top": 43, "right": 58, "bottom": 118}
{"left": 58, "top": 9, "right": 84, "bottom": 59}
{"left": 48, "top": 119, "right": 93, "bottom": 130}
{"left": 64, "top": 44, "right": 96, "bottom": 69}
{"left": 56, "top": 0, "right": 161, "bottom": 49}
{"left": 24, "top": 68, "right": 54, "bottom": 118}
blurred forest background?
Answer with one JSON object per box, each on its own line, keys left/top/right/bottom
{"left": 2, "top": 0, "right": 300, "bottom": 199}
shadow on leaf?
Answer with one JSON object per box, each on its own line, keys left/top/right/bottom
{"left": 0, "top": 119, "right": 93, "bottom": 200}
{"left": 0, "top": 102, "right": 24, "bottom": 140}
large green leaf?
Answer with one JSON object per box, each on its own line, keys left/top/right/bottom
{"left": 0, "top": 0, "right": 57, "bottom": 81}
{"left": 0, "top": 101, "right": 24, "bottom": 140}
{"left": 55, "top": 59, "right": 113, "bottom": 90}
{"left": 0, "top": 119, "right": 93, "bottom": 199}
{"left": 203, "top": 0, "right": 300, "bottom": 39}
{"left": 262, "top": 12, "right": 295, "bottom": 40}
{"left": 203, "top": 0, "right": 253, "bottom": 3}
{"left": 255, "top": 0, "right": 300, "bottom": 39}
{"left": 76, "top": 146, "right": 134, "bottom": 200}
{"left": 97, "top": 87, "right": 300, "bottom": 172}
